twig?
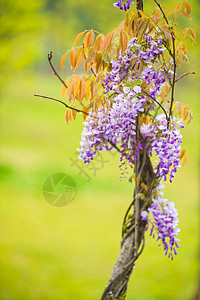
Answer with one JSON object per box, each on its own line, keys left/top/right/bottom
{"left": 48, "top": 52, "right": 68, "bottom": 89}
{"left": 153, "top": 0, "right": 169, "bottom": 24}
{"left": 34, "top": 94, "right": 88, "bottom": 115}
{"left": 122, "top": 201, "right": 134, "bottom": 233}
{"left": 175, "top": 72, "right": 195, "bottom": 83}
{"left": 142, "top": 90, "right": 169, "bottom": 121}
{"left": 108, "top": 140, "right": 121, "bottom": 153}
{"left": 169, "top": 35, "right": 177, "bottom": 121}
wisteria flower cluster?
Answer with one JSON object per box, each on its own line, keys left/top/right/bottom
{"left": 77, "top": 31, "right": 183, "bottom": 258}
{"left": 78, "top": 92, "right": 145, "bottom": 168}
{"left": 78, "top": 35, "right": 167, "bottom": 163}
{"left": 141, "top": 184, "right": 180, "bottom": 260}
{"left": 104, "top": 36, "right": 166, "bottom": 95}
{"left": 141, "top": 115, "right": 183, "bottom": 183}
{"left": 113, "top": 0, "right": 134, "bottom": 11}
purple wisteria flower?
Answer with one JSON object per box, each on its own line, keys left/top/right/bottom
{"left": 141, "top": 115, "right": 183, "bottom": 183}
{"left": 103, "top": 36, "right": 166, "bottom": 95}
{"left": 141, "top": 184, "right": 180, "bottom": 260}
{"left": 113, "top": 0, "right": 134, "bottom": 11}
{"left": 78, "top": 92, "right": 145, "bottom": 167}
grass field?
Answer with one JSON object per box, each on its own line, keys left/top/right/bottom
{"left": 0, "top": 70, "right": 199, "bottom": 300}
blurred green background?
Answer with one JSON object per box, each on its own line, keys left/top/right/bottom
{"left": 0, "top": 0, "right": 199, "bottom": 299}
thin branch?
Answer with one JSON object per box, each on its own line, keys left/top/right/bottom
{"left": 108, "top": 140, "right": 121, "bottom": 153}
{"left": 169, "top": 35, "right": 177, "bottom": 121}
{"left": 142, "top": 90, "right": 169, "bottom": 121}
{"left": 48, "top": 52, "right": 68, "bottom": 89}
{"left": 175, "top": 72, "right": 195, "bottom": 83}
{"left": 152, "top": 0, "right": 177, "bottom": 124}
{"left": 153, "top": 0, "right": 169, "bottom": 24}
{"left": 34, "top": 94, "right": 88, "bottom": 115}
{"left": 122, "top": 201, "right": 134, "bottom": 232}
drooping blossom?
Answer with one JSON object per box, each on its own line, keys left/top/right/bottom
{"left": 113, "top": 0, "right": 134, "bottom": 11}
{"left": 141, "top": 115, "right": 183, "bottom": 183}
{"left": 141, "top": 183, "right": 180, "bottom": 260}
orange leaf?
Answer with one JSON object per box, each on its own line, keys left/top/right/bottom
{"left": 120, "top": 31, "right": 128, "bottom": 55}
{"left": 73, "top": 31, "right": 85, "bottom": 47}
{"left": 70, "top": 48, "right": 76, "bottom": 70}
{"left": 74, "top": 78, "right": 81, "bottom": 98}
{"left": 74, "top": 47, "right": 84, "bottom": 69}
{"left": 179, "top": 148, "right": 186, "bottom": 160}
{"left": 72, "top": 108, "right": 77, "bottom": 120}
{"left": 65, "top": 110, "right": 72, "bottom": 124}
{"left": 178, "top": 9, "right": 191, "bottom": 19}
{"left": 103, "top": 31, "right": 114, "bottom": 54}
{"left": 182, "top": 153, "right": 188, "bottom": 167}
{"left": 67, "top": 79, "right": 75, "bottom": 101}
{"left": 94, "top": 34, "right": 104, "bottom": 52}
{"left": 85, "top": 80, "right": 91, "bottom": 102}
{"left": 187, "top": 112, "right": 193, "bottom": 125}
{"left": 61, "top": 50, "right": 70, "bottom": 70}
{"left": 83, "top": 30, "right": 95, "bottom": 56}
{"left": 189, "top": 27, "right": 196, "bottom": 41}
{"left": 181, "top": 1, "right": 192, "bottom": 16}
{"left": 174, "top": 2, "right": 181, "bottom": 15}
{"left": 61, "top": 79, "right": 69, "bottom": 98}
{"left": 79, "top": 80, "right": 86, "bottom": 102}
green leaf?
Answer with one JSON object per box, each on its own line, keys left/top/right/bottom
{"left": 124, "top": 83, "right": 134, "bottom": 88}
{"left": 134, "top": 79, "right": 142, "bottom": 85}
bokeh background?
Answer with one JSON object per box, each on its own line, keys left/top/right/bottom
{"left": 0, "top": 0, "right": 199, "bottom": 299}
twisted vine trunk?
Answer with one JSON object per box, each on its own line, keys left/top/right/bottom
{"left": 101, "top": 150, "right": 155, "bottom": 300}
{"left": 100, "top": 2, "right": 156, "bottom": 299}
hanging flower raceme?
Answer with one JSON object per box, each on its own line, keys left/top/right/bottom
{"left": 78, "top": 90, "right": 146, "bottom": 166}
{"left": 103, "top": 36, "right": 166, "bottom": 95}
{"left": 141, "top": 115, "right": 184, "bottom": 183}
{"left": 113, "top": 0, "right": 134, "bottom": 11}
{"left": 77, "top": 29, "right": 184, "bottom": 258}
{"left": 141, "top": 184, "right": 180, "bottom": 260}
